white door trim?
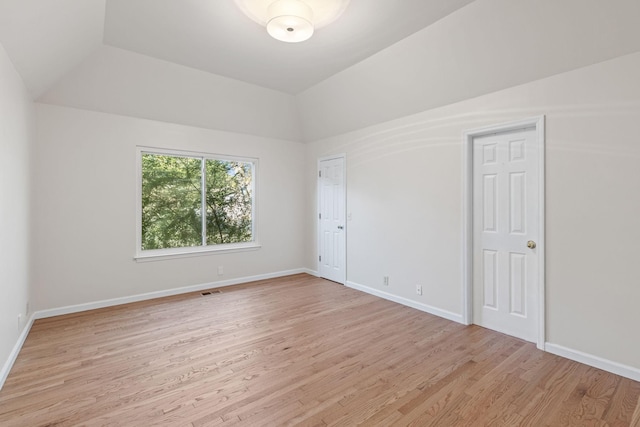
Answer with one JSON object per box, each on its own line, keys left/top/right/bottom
{"left": 317, "top": 153, "right": 347, "bottom": 284}
{"left": 462, "top": 116, "right": 545, "bottom": 350}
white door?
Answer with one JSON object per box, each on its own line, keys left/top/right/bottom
{"left": 473, "top": 128, "right": 539, "bottom": 342}
{"left": 318, "top": 156, "right": 346, "bottom": 284}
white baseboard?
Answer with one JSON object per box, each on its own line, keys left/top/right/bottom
{"left": 345, "top": 280, "right": 464, "bottom": 324}
{"left": 34, "top": 268, "right": 308, "bottom": 320}
{"left": 545, "top": 343, "right": 640, "bottom": 382}
{"left": 0, "top": 313, "right": 36, "bottom": 391}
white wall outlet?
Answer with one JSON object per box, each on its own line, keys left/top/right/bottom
{"left": 18, "top": 314, "right": 22, "bottom": 331}
{"left": 383, "top": 276, "right": 389, "bottom": 286}
{"left": 217, "top": 266, "right": 224, "bottom": 276}
{"left": 416, "top": 285, "right": 422, "bottom": 296}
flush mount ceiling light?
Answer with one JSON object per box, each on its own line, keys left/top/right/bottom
{"left": 234, "top": 0, "right": 350, "bottom": 43}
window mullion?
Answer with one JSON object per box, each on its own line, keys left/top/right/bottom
{"left": 201, "top": 158, "right": 207, "bottom": 246}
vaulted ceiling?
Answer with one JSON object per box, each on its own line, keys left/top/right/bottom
{"left": 3, "top": 0, "right": 639, "bottom": 143}
{"left": 0, "top": 0, "right": 475, "bottom": 99}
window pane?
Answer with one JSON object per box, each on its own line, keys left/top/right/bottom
{"left": 205, "top": 159, "right": 253, "bottom": 245}
{"left": 141, "top": 154, "right": 202, "bottom": 250}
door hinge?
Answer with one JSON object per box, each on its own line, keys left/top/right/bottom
{"left": 318, "top": 170, "right": 322, "bottom": 178}
{"left": 319, "top": 255, "right": 322, "bottom": 262}
{"left": 319, "top": 213, "right": 322, "bottom": 220}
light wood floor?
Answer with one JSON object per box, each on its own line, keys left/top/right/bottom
{"left": 1, "top": 274, "right": 639, "bottom": 426}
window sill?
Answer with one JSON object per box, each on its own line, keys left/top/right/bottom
{"left": 134, "top": 242, "right": 261, "bottom": 262}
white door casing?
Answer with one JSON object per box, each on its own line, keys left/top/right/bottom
{"left": 463, "top": 117, "right": 545, "bottom": 349}
{"left": 318, "top": 155, "right": 346, "bottom": 284}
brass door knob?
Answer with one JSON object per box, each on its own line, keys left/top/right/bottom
{"left": 527, "top": 240, "right": 537, "bottom": 249}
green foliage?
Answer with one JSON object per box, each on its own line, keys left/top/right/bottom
{"left": 141, "top": 153, "right": 253, "bottom": 251}
{"left": 205, "top": 159, "right": 253, "bottom": 245}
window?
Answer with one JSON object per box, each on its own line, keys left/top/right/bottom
{"left": 136, "top": 148, "right": 258, "bottom": 260}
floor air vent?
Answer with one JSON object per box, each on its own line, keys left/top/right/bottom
{"left": 201, "top": 290, "right": 222, "bottom": 296}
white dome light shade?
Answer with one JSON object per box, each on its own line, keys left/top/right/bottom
{"left": 234, "top": 0, "right": 350, "bottom": 42}
{"left": 267, "top": 0, "right": 314, "bottom": 43}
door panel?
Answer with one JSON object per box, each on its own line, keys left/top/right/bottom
{"left": 510, "top": 172, "right": 526, "bottom": 234}
{"left": 483, "top": 174, "right": 497, "bottom": 232}
{"left": 509, "top": 252, "right": 526, "bottom": 316}
{"left": 473, "top": 128, "right": 538, "bottom": 342}
{"left": 483, "top": 250, "right": 498, "bottom": 309}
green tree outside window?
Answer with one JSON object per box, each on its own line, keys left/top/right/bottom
{"left": 141, "top": 152, "right": 254, "bottom": 251}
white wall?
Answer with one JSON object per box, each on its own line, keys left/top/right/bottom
{"left": 297, "top": 0, "right": 640, "bottom": 142}
{"left": 0, "top": 43, "right": 34, "bottom": 379}
{"left": 32, "top": 104, "right": 306, "bottom": 311}
{"left": 306, "top": 52, "right": 640, "bottom": 371}
{"left": 39, "top": 45, "right": 302, "bottom": 142}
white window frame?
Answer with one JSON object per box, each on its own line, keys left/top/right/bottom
{"left": 135, "top": 146, "right": 260, "bottom": 261}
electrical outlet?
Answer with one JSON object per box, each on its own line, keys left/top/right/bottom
{"left": 17, "top": 314, "right": 22, "bottom": 331}
{"left": 416, "top": 285, "right": 422, "bottom": 296}
{"left": 217, "top": 266, "right": 224, "bottom": 276}
{"left": 383, "top": 276, "right": 389, "bottom": 286}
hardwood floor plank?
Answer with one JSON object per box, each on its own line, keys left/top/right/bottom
{"left": 0, "top": 274, "right": 638, "bottom": 426}
{"left": 603, "top": 379, "right": 640, "bottom": 427}
{"left": 631, "top": 396, "right": 640, "bottom": 427}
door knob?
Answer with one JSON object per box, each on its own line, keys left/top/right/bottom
{"left": 527, "top": 240, "right": 536, "bottom": 249}
{"left": 337, "top": 225, "right": 344, "bottom": 230}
